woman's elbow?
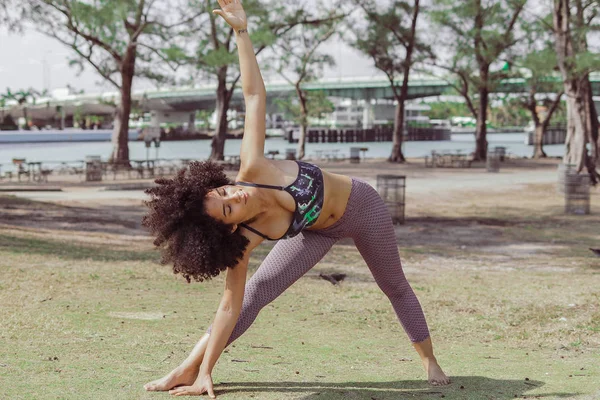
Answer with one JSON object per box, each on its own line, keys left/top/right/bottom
{"left": 243, "top": 91, "right": 266, "bottom": 102}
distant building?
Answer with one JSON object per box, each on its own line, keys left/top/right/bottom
{"left": 314, "top": 98, "right": 430, "bottom": 129}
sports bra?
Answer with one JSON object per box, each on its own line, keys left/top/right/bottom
{"left": 236, "top": 161, "right": 324, "bottom": 240}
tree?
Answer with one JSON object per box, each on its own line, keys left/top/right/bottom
{"left": 1, "top": 0, "right": 26, "bottom": 31}
{"left": 188, "top": 0, "right": 273, "bottom": 161}
{"left": 274, "top": 13, "right": 339, "bottom": 160}
{"left": 553, "top": 0, "right": 600, "bottom": 182}
{"left": 351, "top": 0, "right": 424, "bottom": 163}
{"left": 430, "top": 0, "right": 526, "bottom": 160}
{"left": 488, "top": 97, "right": 531, "bottom": 127}
{"left": 515, "top": 48, "right": 564, "bottom": 158}
{"left": 3, "top": 88, "right": 46, "bottom": 129}
{"left": 174, "top": 1, "right": 333, "bottom": 160}
{"left": 426, "top": 101, "right": 472, "bottom": 120}
{"left": 275, "top": 91, "right": 334, "bottom": 138}
{"left": 0, "top": 92, "right": 10, "bottom": 123}
{"left": 28, "top": 0, "right": 191, "bottom": 163}
{"left": 509, "top": 13, "right": 565, "bottom": 158}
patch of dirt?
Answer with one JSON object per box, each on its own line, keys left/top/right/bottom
{"left": 478, "top": 243, "right": 568, "bottom": 255}
{"left": 108, "top": 311, "right": 165, "bottom": 320}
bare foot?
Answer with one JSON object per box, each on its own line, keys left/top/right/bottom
{"left": 144, "top": 365, "right": 198, "bottom": 392}
{"left": 424, "top": 359, "right": 451, "bottom": 386}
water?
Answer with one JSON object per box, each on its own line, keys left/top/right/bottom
{"left": 0, "top": 132, "right": 564, "bottom": 167}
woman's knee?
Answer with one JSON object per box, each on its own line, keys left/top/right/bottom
{"left": 376, "top": 277, "right": 411, "bottom": 299}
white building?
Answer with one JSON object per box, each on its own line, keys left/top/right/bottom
{"left": 316, "top": 98, "right": 431, "bottom": 129}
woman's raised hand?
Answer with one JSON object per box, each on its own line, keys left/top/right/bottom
{"left": 213, "top": 0, "right": 247, "bottom": 32}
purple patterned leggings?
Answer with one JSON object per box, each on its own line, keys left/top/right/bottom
{"left": 210, "top": 178, "right": 430, "bottom": 345}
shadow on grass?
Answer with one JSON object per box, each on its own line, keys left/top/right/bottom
{"left": 0, "top": 194, "right": 146, "bottom": 236}
{"left": 0, "top": 233, "right": 156, "bottom": 263}
{"left": 216, "top": 377, "right": 579, "bottom": 399}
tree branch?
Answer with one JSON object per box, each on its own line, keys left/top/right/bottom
{"left": 136, "top": 42, "right": 184, "bottom": 71}
{"left": 52, "top": 33, "right": 121, "bottom": 89}
{"left": 43, "top": 1, "right": 123, "bottom": 63}
{"left": 541, "top": 90, "right": 564, "bottom": 127}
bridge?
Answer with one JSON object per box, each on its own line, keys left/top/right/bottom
{"left": 3, "top": 73, "right": 600, "bottom": 122}
{"left": 142, "top": 74, "right": 600, "bottom": 112}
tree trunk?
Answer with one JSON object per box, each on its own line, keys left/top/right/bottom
{"left": 388, "top": 0, "right": 418, "bottom": 164}
{"left": 110, "top": 50, "right": 135, "bottom": 164}
{"left": 296, "top": 86, "right": 308, "bottom": 160}
{"left": 563, "top": 94, "right": 588, "bottom": 169}
{"left": 526, "top": 92, "right": 547, "bottom": 158}
{"left": 210, "top": 72, "right": 229, "bottom": 161}
{"left": 22, "top": 107, "right": 30, "bottom": 130}
{"left": 584, "top": 78, "right": 599, "bottom": 165}
{"left": 474, "top": 86, "right": 489, "bottom": 161}
{"left": 389, "top": 101, "right": 406, "bottom": 163}
{"left": 188, "top": 112, "right": 196, "bottom": 135}
{"left": 553, "top": 0, "right": 599, "bottom": 182}
{"left": 533, "top": 124, "right": 547, "bottom": 158}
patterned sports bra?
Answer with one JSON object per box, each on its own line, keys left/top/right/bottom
{"left": 236, "top": 161, "right": 324, "bottom": 241}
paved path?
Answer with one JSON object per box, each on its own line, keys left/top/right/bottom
{"left": 4, "top": 168, "right": 560, "bottom": 202}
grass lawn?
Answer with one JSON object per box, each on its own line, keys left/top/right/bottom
{"left": 0, "top": 176, "right": 599, "bottom": 400}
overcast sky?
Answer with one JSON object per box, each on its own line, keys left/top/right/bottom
{"left": 0, "top": 27, "right": 381, "bottom": 96}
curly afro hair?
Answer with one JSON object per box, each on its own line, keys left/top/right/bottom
{"left": 142, "top": 161, "right": 250, "bottom": 282}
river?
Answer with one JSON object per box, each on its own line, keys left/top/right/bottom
{"left": 0, "top": 133, "right": 563, "bottom": 166}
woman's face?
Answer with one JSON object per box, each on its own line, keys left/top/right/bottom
{"left": 204, "top": 185, "right": 250, "bottom": 225}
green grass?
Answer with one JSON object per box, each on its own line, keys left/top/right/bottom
{"left": 0, "top": 184, "right": 599, "bottom": 399}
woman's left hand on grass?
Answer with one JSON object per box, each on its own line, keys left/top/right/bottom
{"left": 168, "top": 373, "right": 215, "bottom": 397}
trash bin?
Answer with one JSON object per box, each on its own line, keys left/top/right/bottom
{"left": 557, "top": 163, "right": 577, "bottom": 194}
{"left": 350, "top": 147, "right": 361, "bottom": 164}
{"left": 493, "top": 146, "right": 506, "bottom": 161}
{"left": 376, "top": 174, "right": 406, "bottom": 224}
{"left": 486, "top": 151, "right": 500, "bottom": 172}
{"left": 85, "top": 155, "right": 103, "bottom": 182}
{"left": 564, "top": 171, "right": 590, "bottom": 215}
{"left": 285, "top": 148, "right": 296, "bottom": 160}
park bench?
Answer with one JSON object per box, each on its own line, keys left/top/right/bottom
{"left": 105, "top": 161, "right": 134, "bottom": 180}
{"left": 425, "top": 151, "right": 472, "bottom": 168}
{"left": 12, "top": 158, "right": 30, "bottom": 182}
{"left": 155, "top": 159, "right": 182, "bottom": 176}
{"left": 28, "top": 162, "right": 52, "bottom": 183}
{"left": 131, "top": 159, "right": 156, "bottom": 179}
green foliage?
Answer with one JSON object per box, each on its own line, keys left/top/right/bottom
{"left": 429, "top": 0, "right": 527, "bottom": 111}
{"left": 426, "top": 101, "right": 472, "bottom": 120}
{"left": 425, "top": 98, "right": 564, "bottom": 127}
{"left": 29, "top": 0, "right": 186, "bottom": 88}
{"left": 351, "top": 0, "right": 428, "bottom": 95}
{"left": 170, "top": 0, "right": 281, "bottom": 80}
{"left": 272, "top": 6, "right": 340, "bottom": 135}
{"left": 195, "top": 110, "right": 213, "bottom": 129}
{"left": 430, "top": 0, "right": 526, "bottom": 67}
{"left": 3, "top": 88, "right": 45, "bottom": 106}
{"left": 0, "top": 0, "right": 26, "bottom": 31}
{"left": 506, "top": 10, "right": 565, "bottom": 131}
{"left": 275, "top": 91, "right": 334, "bottom": 125}
{"left": 488, "top": 97, "right": 531, "bottom": 127}
{"left": 275, "top": 22, "right": 337, "bottom": 84}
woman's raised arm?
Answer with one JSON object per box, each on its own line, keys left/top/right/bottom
{"left": 213, "top": 0, "right": 267, "bottom": 168}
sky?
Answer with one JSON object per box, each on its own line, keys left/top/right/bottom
{"left": 0, "top": 28, "right": 381, "bottom": 96}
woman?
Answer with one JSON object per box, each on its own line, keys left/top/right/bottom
{"left": 143, "top": 0, "right": 450, "bottom": 396}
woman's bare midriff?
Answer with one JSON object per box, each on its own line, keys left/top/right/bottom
{"left": 308, "top": 171, "right": 353, "bottom": 231}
